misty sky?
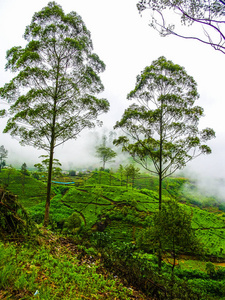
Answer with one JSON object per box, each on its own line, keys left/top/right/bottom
{"left": 0, "top": 0, "right": 224, "bottom": 185}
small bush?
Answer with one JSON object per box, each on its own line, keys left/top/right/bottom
{"left": 63, "top": 212, "right": 82, "bottom": 234}
{"left": 206, "top": 262, "right": 216, "bottom": 278}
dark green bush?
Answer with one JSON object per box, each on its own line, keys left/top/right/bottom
{"left": 90, "top": 231, "right": 112, "bottom": 248}
{"left": 214, "top": 267, "right": 225, "bottom": 279}
{"left": 63, "top": 212, "right": 82, "bottom": 234}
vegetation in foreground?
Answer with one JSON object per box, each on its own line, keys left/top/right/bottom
{"left": 0, "top": 229, "right": 147, "bottom": 300}
{"left": 1, "top": 169, "right": 225, "bottom": 299}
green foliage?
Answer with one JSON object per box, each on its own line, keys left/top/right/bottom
{"left": 28, "top": 195, "right": 74, "bottom": 228}
{"left": 34, "top": 155, "right": 62, "bottom": 179}
{"left": 206, "top": 262, "right": 216, "bottom": 278}
{"left": 0, "top": 1, "right": 110, "bottom": 226}
{"left": 156, "top": 200, "right": 199, "bottom": 252}
{"left": 20, "top": 162, "right": 29, "bottom": 175}
{"left": 1, "top": 168, "right": 225, "bottom": 257}
{"left": 0, "top": 169, "right": 47, "bottom": 208}
{"left": 63, "top": 212, "right": 82, "bottom": 234}
{"left": 137, "top": 200, "right": 202, "bottom": 273}
{"left": 52, "top": 185, "right": 69, "bottom": 195}
{"left": 91, "top": 231, "right": 113, "bottom": 248}
{"left": 96, "top": 135, "right": 117, "bottom": 169}
{"left": 114, "top": 56, "right": 215, "bottom": 210}
{"left": 0, "top": 238, "right": 135, "bottom": 299}
{"left": 101, "top": 243, "right": 208, "bottom": 299}
{"left": 123, "top": 164, "right": 140, "bottom": 188}
{"left": 1, "top": 2, "right": 109, "bottom": 149}
{"left": 86, "top": 171, "right": 122, "bottom": 186}
{"left": 1, "top": 167, "right": 225, "bottom": 299}
{"left": 187, "top": 278, "right": 225, "bottom": 298}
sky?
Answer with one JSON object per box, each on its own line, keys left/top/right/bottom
{"left": 0, "top": 0, "right": 225, "bottom": 191}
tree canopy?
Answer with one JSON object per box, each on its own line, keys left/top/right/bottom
{"left": 0, "top": 2, "right": 109, "bottom": 225}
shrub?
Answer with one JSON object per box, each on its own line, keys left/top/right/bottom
{"left": 206, "top": 262, "right": 216, "bottom": 278}
{"left": 63, "top": 212, "right": 82, "bottom": 234}
{"left": 90, "top": 231, "right": 112, "bottom": 248}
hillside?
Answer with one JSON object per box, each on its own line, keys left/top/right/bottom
{"left": 0, "top": 229, "right": 147, "bottom": 299}
{"left": 1, "top": 169, "right": 225, "bottom": 299}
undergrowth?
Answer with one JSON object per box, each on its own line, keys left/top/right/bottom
{"left": 0, "top": 230, "right": 146, "bottom": 299}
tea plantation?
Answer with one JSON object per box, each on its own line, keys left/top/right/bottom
{"left": 1, "top": 169, "right": 225, "bottom": 299}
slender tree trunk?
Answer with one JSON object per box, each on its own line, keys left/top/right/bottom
{"left": 158, "top": 105, "right": 163, "bottom": 271}
{"left": 43, "top": 59, "right": 59, "bottom": 227}
{"left": 44, "top": 102, "right": 57, "bottom": 226}
{"left": 159, "top": 172, "right": 162, "bottom": 211}
{"left": 159, "top": 107, "right": 163, "bottom": 211}
{"left": 44, "top": 142, "right": 54, "bottom": 227}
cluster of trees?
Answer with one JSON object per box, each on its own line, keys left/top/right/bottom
{"left": 117, "top": 164, "right": 140, "bottom": 188}
{"left": 34, "top": 155, "right": 62, "bottom": 180}
{"left": 0, "top": 0, "right": 217, "bottom": 233}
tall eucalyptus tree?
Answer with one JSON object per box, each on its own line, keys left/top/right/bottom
{"left": 114, "top": 56, "right": 215, "bottom": 271}
{"left": 0, "top": 2, "right": 109, "bottom": 225}
{"left": 114, "top": 56, "right": 215, "bottom": 210}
